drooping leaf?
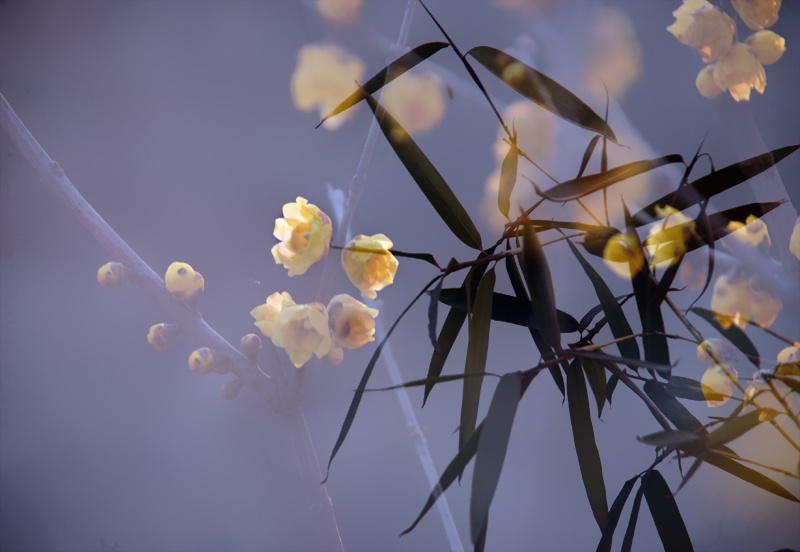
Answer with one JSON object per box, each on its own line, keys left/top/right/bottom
{"left": 470, "top": 372, "right": 522, "bottom": 543}
{"left": 537, "top": 155, "right": 683, "bottom": 202}
{"left": 387, "top": 248, "right": 442, "bottom": 268}
{"left": 460, "top": 270, "right": 496, "bottom": 450}
{"left": 436, "top": 287, "right": 580, "bottom": 333}
{"left": 582, "top": 357, "right": 608, "bottom": 417}
{"left": 578, "top": 293, "right": 635, "bottom": 331}
{"left": 620, "top": 484, "right": 644, "bottom": 552}
{"left": 467, "top": 46, "right": 616, "bottom": 141}
{"left": 633, "top": 145, "right": 800, "bottom": 225}
{"left": 637, "top": 429, "right": 702, "bottom": 448}
{"left": 362, "top": 90, "right": 482, "bottom": 249}
{"left": 578, "top": 135, "right": 601, "bottom": 179}
{"left": 665, "top": 375, "right": 706, "bottom": 401}
{"left": 702, "top": 450, "right": 799, "bottom": 502}
{"left": 705, "top": 408, "right": 778, "bottom": 449}
{"left": 521, "top": 224, "right": 561, "bottom": 351}
{"left": 606, "top": 371, "right": 619, "bottom": 404}
{"left": 572, "top": 350, "right": 671, "bottom": 379}
{"left": 365, "top": 371, "right": 500, "bottom": 392}
{"left": 567, "top": 239, "right": 640, "bottom": 362}
{"left": 497, "top": 135, "right": 519, "bottom": 219}
{"left": 641, "top": 470, "right": 694, "bottom": 552}
{"left": 566, "top": 359, "right": 608, "bottom": 530}
{"left": 691, "top": 307, "right": 760, "bottom": 369}
{"left": 643, "top": 381, "right": 704, "bottom": 432}
{"left": 428, "top": 276, "right": 444, "bottom": 350}
{"left": 325, "top": 276, "right": 440, "bottom": 480}
{"left": 597, "top": 476, "right": 638, "bottom": 552}
{"left": 318, "top": 42, "right": 450, "bottom": 127}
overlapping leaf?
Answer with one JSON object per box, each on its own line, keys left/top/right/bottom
{"left": 691, "top": 307, "right": 760, "bottom": 368}
{"left": 642, "top": 470, "right": 694, "bottom": 552}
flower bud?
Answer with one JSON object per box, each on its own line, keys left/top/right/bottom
{"left": 731, "top": 0, "right": 781, "bottom": 31}
{"left": 746, "top": 30, "right": 786, "bottom": 65}
{"left": 239, "top": 333, "right": 263, "bottom": 363}
{"left": 97, "top": 261, "right": 128, "bottom": 287}
{"left": 222, "top": 378, "right": 244, "bottom": 400}
{"left": 250, "top": 291, "right": 296, "bottom": 339}
{"left": 271, "top": 197, "right": 333, "bottom": 276}
{"left": 701, "top": 364, "right": 737, "bottom": 407}
{"left": 696, "top": 64, "right": 723, "bottom": 98}
{"left": 146, "top": 323, "right": 179, "bottom": 352}
{"left": 188, "top": 347, "right": 215, "bottom": 375}
{"left": 712, "top": 42, "right": 766, "bottom": 102}
{"left": 341, "top": 233, "right": 398, "bottom": 299}
{"left": 165, "top": 261, "right": 205, "bottom": 302}
{"left": 271, "top": 303, "right": 333, "bottom": 368}
{"left": 328, "top": 294, "right": 379, "bottom": 350}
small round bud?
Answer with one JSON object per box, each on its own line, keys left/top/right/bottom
{"left": 97, "top": 262, "right": 128, "bottom": 287}
{"left": 146, "top": 323, "right": 179, "bottom": 352}
{"left": 165, "top": 261, "right": 205, "bottom": 302}
{"left": 239, "top": 333, "right": 263, "bottom": 363}
{"left": 222, "top": 378, "right": 244, "bottom": 400}
{"left": 188, "top": 347, "right": 215, "bottom": 375}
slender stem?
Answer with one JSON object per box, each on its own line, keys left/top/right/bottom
{"left": 753, "top": 323, "right": 800, "bottom": 347}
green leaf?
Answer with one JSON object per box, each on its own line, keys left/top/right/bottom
{"left": 460, "top": 270, "right": 496, "bottom": 450}
{"left": 467, "top": 46, "right": 616, "bottom": 141}
{"left": 436, "top": 288, "right": 580, "bottom": 333}
{"left": 641, "top": 470, "right": 694, "bottom": 552}
{"left": 637, "top": 429, "right": 701, "bottom": 448}
{"left": 582, "top": 357, "right": 608, "bottom": 418}
{"left": 597, "top": 476, "right": 638, "bottom": 552}
{"left": 325, "top": 276, "right": 440, "bottom": 481}
{"left": 470, "top": 372, "right": 522, "bottom": 543}
{"left": 521, "top": 224, "right": 561, "bottom": 352}
{"left": 705, "top": 409, "right": 778, "bottom": 449}
{"left": 633, "top": 145, "right": 800, "bottom": 225}
{"left": 567, "top": 239, "right": 640, "bottom": 362}
{"left": 317, "top": 42, "right": 449, "bottom": 127}
{"left": 567, "top": 359, "right": 608, "bottom": 530}
{"left": 537, "top": 155, "right": 683, "bottom": 202}
{"left": 362, "top": 90, "right": 482, "bottom": 250}
{"left": 497, "top": 135, "right": 519, "bottom": 219}
{"left": 620, "top": 484, "right": 644, "bottom": 552}
{"left": 691, "top": 307, "right": 760, "bottom": 369}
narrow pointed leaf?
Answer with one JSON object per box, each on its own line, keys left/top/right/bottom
{"left": 578, "top": 135, "right": 601, "bottom": 179}
{"left": 702, "top": 450, "right": 799, "bottom": 502}
{"left": 705, "top": 409, "right": 778, "bottom": 449}
{"left": 318, "top": 42, "right": 449, "bottom": 126}
{"left": 572, "top": 350, "right": 670, "bottom": 378}
{"left": 637, "top": 429, "right": 701, "bottom": 448}
{"left": 497, "top": 137, "right": 518, "bottom": 219}
{"left": 467, "top": 46, "right": 616, "bottom": 141}
{"left": 470, "top": 372, "right": 522, "bottom": 543}
{"left": 597, "top": 476, "right": 638, "bottom": 552}
{"left": 691, "top": 307, "right": 760, "bottom": 369}
{"left": 521, "top": 224, "right": 561, "bottom": 351}
{"left": 362, "top": 90, "right": 482, "bottom": 249}
{"left": 460, "top": 270, "right": 495, "bottom": 450}
{"left": 620, "top": 485, "right": 644, "bottom": 552}
{"left": 428, "top": 276, "right": 444, "bottom": 349}
{"left": 665, "top": 375, "right": 706, "bottom": 401}
{"left": 365, "top": 371, "right": 500, "bottom": 392}
{"left": 642, "top": 470, "right": 694, "bottom": 552}
{"left": 633, "top": 145, "right": 800, "bottom": 224}
{"left": 567, "top": 359, "right": 608, "bottom": 529}
{"left": 582, "top": 357, "right": 608, "bottom": 417}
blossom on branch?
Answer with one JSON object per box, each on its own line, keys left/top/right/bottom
{"left": 271, "top": 303, "right": 333, "bottom": 368}
{"left": 165, "top": 261, "right": 205, "bottom": 302}
{"left": 341, "top": 234, "right": 398, "bottom": 299}
{"left": 271, "top": 197, "right": 333, "bottom": 277}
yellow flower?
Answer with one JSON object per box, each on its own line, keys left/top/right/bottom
{"left": 315, "top": 0, "right": 362, "bottom": 25}
{"left": 165, "top": 261, "right": 205, "bottom": 301}
{"left": 746, "top": 30, "right": 786, "bottom": 65}
{"left": 696, "top": 64, "right": 724, "bottom": 98}
{"left": 494, "top": 101, "right": 557, "bottom": 164}
{"left": 382, "top": 72, "right": 446, "bottom": 135}
{"left": 701, "top": 364, "right": 738, "bottom": 407}
{"left": 585, "top": 7, "right": 643, "bottom": 100}
{"left": 790, "top": 217, "right": 800, "bottom": 260}
{"left": 667, "top": 0, "right": 736, "bottom": 62}
{"left": 271, "top": 197, "right": 333, "bottom": 277}
{"left": 96, "top": 261, "right": 127, "bottom": 287}
{"left": 602, "top": 232, "right": 645, "bottom": 279}
{"left": 727, "top": 214, "right": 770, "bottom": 247}
{"left": 712, "top": 42, "right": 766, "bottom": 102}
{"left": 272, "top": 303, "right": 332, "bottom": 368}
{"left": 749, "top": 283, "right": 782, "bottom": 328}
{"left": 731, "top": 0, "right": 781, "bottom": 31}
{"left": 341, "top": 234, "right": 399, "bottom": 299}
{"left": 290, "top": 43, "right": 365, "bottom": 130}
{"left": 711, "top": 274, "right": 751, "bottom": 329}
{"left": 328, "top": 293, "right": 379, "bottom": 352}
{"left": 250, "top": 291, "right": 296, "bottom": 339}
{"left": 645, "top": 205, "right": 696, "bottom": 267}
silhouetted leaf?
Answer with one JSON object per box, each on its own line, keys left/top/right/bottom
{"left": 597, "top": 476, "right": 638, "bottom": 552}
{"left": 644, "top": 381, "right": 704, "bottom": 432}
{"left": 691, "top": 307, "right": 760, "bottom": 369}
{"left": 578, "top": 135, "right": 601, "bottom": 179}
{"left": 581, "top": 226, "right": 622, "bottom": 257}
{"left": 567, "top": 359, "right": 608, "bottom": 529}
{"left": 642, "top": 470, "right": 694, "bottom": 552}
{"left": 437, "top": 288, "right": 580, "bottom": 333}
{"left": 537, "top": 155, "right": 682, "bottom": 202}
{"left": 467, "top": 46, "right": 616, "bottom": 141}
{"left": 318, "top": 42, "right": 449, "bottom": 127}
{"left": 497, "top": 135, "right": 518, "bottom": 219}
{"left": 567, "top": 239, "right": 640, "bottom": 362}
{"left": 633, "top": 145, "right": 800, "bottom": 224}
{"left": 578, "top": 293, "right": 634, "bottom": 331}
{"left": 702, "top": 450, "right": 799, "bottom": 502}
{"left": 428, "top": 276, "right": 444, "bottom": 350}
{"left": 388, "top": 248, "right": 442, "bottom": 268}
{"left": 705, "top": 409, "right": 777, "bottom": 449}
{"left": 521, "top": 224, "right": 561, "bottom": 351}
{"left": 471, "top": 372, "right": 522, "bottom": 543}
{"left": 620, "top": 484, "right": 644, "bottom": 552}
{"left": 606, "top": 371, "right": 619, "bottom": 404}
{"left": 572, "top": 350, "right": 670, "bottom": 379}
{"left": 362, "top": 90, "right": 482, "bottom": 249}
{"left": 460, "top": 270, "right": 495, "bottom": 450}
{"left": 665, "top": 375, "right": 706, "bottom": 401}
{"left": 637, "top": 429, "right": 701, "bottom": 448}
{"left": 582, "top": 357, "right": 608, "bottom": 417}
{"left": 365, "top": 371, "right": 499, "bottom": 392}
{"left": 325, "top": 276, "right": 440, "bottom": 481}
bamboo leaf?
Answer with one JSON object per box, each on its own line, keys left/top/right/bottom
{"left": 467, "top": 46, "right": 616, "bottom": 141}
{"left": 705, "top": 409, "right": 778, "bottom": 449}
{"left": 578, "top": 135, "right": 601, "bottom": 179}
{"left": 460, "top": 270, "right": 496, "bottom": 450}
{"left": 428, "top": 276, "right": 444, "bottom": 350}
{"left": 572, "top": 350, "right": 671, "bottom": 379}
{"left": 620, "top": 484, "right": 644, "bottom": 552}
{"left": 318, "top": 42, "right": 449, "bottom": 127}
{"left": 521, "top": 224, "right": 561, "bottom": 351}
{"left": 497, "top": 135, "right": 519, "bottom": 219}
{"left": 641, "top": 470, "right": 694, "bottom": 552}
{"left": 365, "top": 371, "right": 500, "bottom": 392}
{"left": 637, "top": 429, "right": 701, "bottom": 448}
{"left": 633, "top": 145, "right": 800, "bottom": 225}
{"left": 665, "top": 375, "right": 706, "bottom": 401}
{"left": 362, "top": 90, "right": 482, "bottom": 249}
{"left": 582, "top": 357, "right": 608, "bottom": 418}
{"left": 691, "top": 307, "right": 760, "bottom": 369}
{"left": 702, "top": 450, "right": 799, "bottom": 502}
{"left": 567, "top": 359, "right": 608, "bottom": 529}
{"left": 470, "top": 372, "right": 522, "bottom": 543}
{"left": 597, "top": 476, "right": 638, "bottom": 552}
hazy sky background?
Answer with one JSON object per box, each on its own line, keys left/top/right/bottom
{"left": 2, "top": 1, "right": 799, "bottom": 551}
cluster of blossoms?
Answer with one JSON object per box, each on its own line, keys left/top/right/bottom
{"left": 667, "top": 0, "right": 787, "bottom": 101}
{"left": 253, "top": 197, "right": 397, "bottom": 368}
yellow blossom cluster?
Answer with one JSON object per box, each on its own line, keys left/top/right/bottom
{"left": 667, "top": 0, "right": 786, "bottom": 101}
{"left": 644, "top": 205, "right": 696, "bottom": 268}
